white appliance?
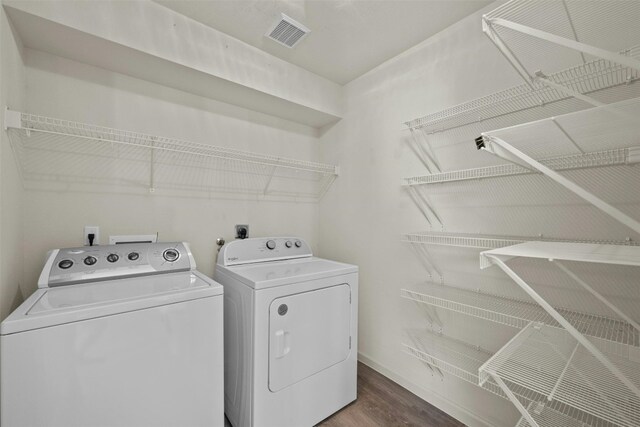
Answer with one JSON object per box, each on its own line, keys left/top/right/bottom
{"left": 214, "top": 237, "right": 358, "bottom": 427}
{"left": 1, "top": 242, "right": 224, "bottom": 427}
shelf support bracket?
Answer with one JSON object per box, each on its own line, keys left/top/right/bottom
{"left": 534, "top": 74, "right": 604, "bottom": 108}
{"left": 483, "top": 253, "right": 640, "bottom": 399}
{"left": 409, "top": 129, "right": 441, "bottom": 173}
{"left": 481, "top": 135, "right": 640, "bottom": 235}
{"left": 406, "top": 186, "right": 443, "bottom": 230}
{"left": 551, "top": 118, "right": 584, "bottom": 154}
{"left": 489, "top": 373, "right": 540, "bottom": 427}
{"left": 482, "top": 17, "right": 536, "bottom": 89}
{"left": 408, "top": 242, "right": 443, "bottom": 283}
{"left": 149, "top": 137, "right": 156, "bottom": 193}
{"left": 552, "top": 260, "right": 640, "bottom": 334}
{"left": 263, "top": 165, "right": 277, "bottom": 195}
{"left": 488, "top": 18, "right": 640, "bottom": 72}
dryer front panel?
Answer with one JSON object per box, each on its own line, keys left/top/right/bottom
{"left": 268, "top": 284, "right": 351, "bottom": 392}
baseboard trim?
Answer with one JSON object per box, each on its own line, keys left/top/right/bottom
{"left": 357, "top": 352, "right": 498, "bottom": 427}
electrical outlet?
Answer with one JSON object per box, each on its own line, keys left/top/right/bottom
{"left": 235, "top": 224, "right": 249, "bottom": 239}
{"left": 84, "top": 226, "right": 100, "bottom": 246}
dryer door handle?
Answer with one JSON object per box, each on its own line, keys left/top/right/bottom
{"left": 274, "top": 330, "right": 291, "bottom": 359}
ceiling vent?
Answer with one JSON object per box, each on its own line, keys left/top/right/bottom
{"left": 266, "top": 13, "right": 310, "bottom": 48}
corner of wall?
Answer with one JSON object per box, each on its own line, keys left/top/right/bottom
{"left": 0, "top": 4, "right": 27, "bottom": 320}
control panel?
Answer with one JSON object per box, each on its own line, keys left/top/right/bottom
{"left": 39, "top": 242, "right": 195, "bottom": 288}
{"left": 218, "top": 237, "right": 312, "bottom": 266}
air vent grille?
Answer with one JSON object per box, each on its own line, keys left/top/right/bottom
{"left": 266, "top": 14, "right": 310, "bottom": 48}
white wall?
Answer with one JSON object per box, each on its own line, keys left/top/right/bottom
{"left": 0, "top": 6, "right": 26, "bottom": 321}
{"left": 18, "top": 48, "right": 322, "bottom": 294}
{"left": 317, "top": 3, "right": 525, "bottom": 426}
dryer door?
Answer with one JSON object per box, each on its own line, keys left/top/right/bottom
{"left": 268, "top": 283, "right": 351, "bottom": 392}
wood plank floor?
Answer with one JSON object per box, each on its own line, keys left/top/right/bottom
{"left": 318, "top": 362, "right": 464, "bottom": 427}
{"left": 225, "top": 362, "right": 465, "bottom": 427}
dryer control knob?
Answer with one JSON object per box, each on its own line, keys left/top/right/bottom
{"left": 84, "top": 256, "right": 97, "bottom": 266}
{"left": 295, "top": 240, "right": 302, "bottom": 248}
{"left": 266, "top": 240, "right": 276, "bottom": 250}
{"left": 285, "top": 241, "right": 292, "bottom": 248}
{"left": 127, "top": 252, "right": 140, "bottom": 261}
{"left": 107, "top": 253, "right": 119, "bottom": 263}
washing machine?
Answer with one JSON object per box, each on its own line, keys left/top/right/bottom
{"left": 1, "top": 242, "right": 224, "bottom": 427}
{"left": 214, "top": 237, "right": 358, "bottom": 427}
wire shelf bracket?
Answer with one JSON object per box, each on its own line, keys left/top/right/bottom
{"left": 481, "top": 242, "right": 640, "bottom": 405}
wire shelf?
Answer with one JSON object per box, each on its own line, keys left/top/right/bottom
{"left": 403, "top": 329, "right": 612, "bottom": 426}
{"left": 484, "top": 0, "right": 640, "bottom": 83}
{"left": 402, "top": 232, "right": 637, "bottom": 250}
{"left": 480, "top": 323, "right": 640, "bottom": 427}
{"left": 4, "top": 110, "right": 338, "bottom": 201}
{"left": 402, "top": 282, "right": 639, "bottom": 357}
{"left": 403, "top": 329, "right": 492, "bottom": 385}
{"left": 403, "top": 146, "right": 639, "bottom": 187}
{"left": 514, "top": 401, "right": 604, "bottom": 427}
{"left": 404, "top": 45, "right": 640, "bottom": 134}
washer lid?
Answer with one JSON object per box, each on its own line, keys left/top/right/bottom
{"left": 1, "top": 271, "right": 223, "bottom": 335}
{"left": 219, "top": 257, "right": 357, "bottom": 290}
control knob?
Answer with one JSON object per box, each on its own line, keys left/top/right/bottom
{"left": 266, "top": 240, "right": 276, "bottom": 250}
{"left": 128, "top": 252, "right": 140, "bottom": 261}
{"left": 295, "top": 240, "right": 302, "bottom": 248}
{"left": 58, "top": 259, "right": 73, "bottom": 269}
{"left": 84, "top": 256, "right": 97, "bottom": 266}
{"left": 107, "top": 253, "right": 119, "bottom": 263}
{"left": 285, "top": 241, "right": 292, "bottom": 248}
{"left": 163, "top": 249, "right": 180, "bottom": 262}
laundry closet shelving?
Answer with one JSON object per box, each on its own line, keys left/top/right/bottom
{"left": 3, "top": 109, "right": 339, "bottom": 201}
{"left": 400, "top": 1, "right": 640, "bottom": 426}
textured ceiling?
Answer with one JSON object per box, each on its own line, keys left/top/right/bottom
{"left": 155, "top": 0, "right": 492, "bottom": 84}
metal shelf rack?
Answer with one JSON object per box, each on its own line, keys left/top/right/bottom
{"left": 480, "top": 322, "right": 640, "bottom": 427}
{"left": 403, "top": 146, "right": 639, "bottom": 187}
{"left": 404, "top": 45, "right": 640, "bottom": 135}
{"left": 401, "top": 282, "right": 639, "bottom": 357}
{"left": 479, "top": 98, "right": 640, "bottom": 236}
{"left": 403, "top": 329, "right": 612, "bottom": 427}
{"left": 402, "top": 231, "right": 637, "bottom": 250}
{"left": 481, "top": 242, "right": 640, "bottom": 426}
{"left": 3, "top": 109, "right": 339, "bottom": 201}
{"left": 483, "top": 0, "right": 640, "bottom": 102}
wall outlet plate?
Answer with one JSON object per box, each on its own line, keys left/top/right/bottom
{"left": 84, "top": 225, "right": 100, "bottom": 246}
{"left": 235, "top": 224, "right": 249, "bottom": 239}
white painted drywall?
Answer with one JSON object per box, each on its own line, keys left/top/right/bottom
{"left": 317, "top": 3, "right": 526, "bottom": 426}
{"left": 17, "top": 48, "right": 322, "bottom": 295}
{"left": 0, "top": 6, "right": 26, "bottom": 321}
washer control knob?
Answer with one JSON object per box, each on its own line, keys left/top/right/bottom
{"left": 163, "top": 249, "right": 180, "bottom": 262}
{"left": 58, "top": 259, "right": 73, "bottom": 269}
{"left": 127, "top": 252, "right": 140, "bottom": 261}
{"left": 295, "top": 240, "right": 302, "bottom": 248}
{"left": 107, "top": 253, "right": 119, "bottom": 263}
{"left": 285, "top": 241, "right": 292, "bottom": 248}
{"left": 266, "top": 240, "right": 276, "bottom": 250}
{"left": 84, "top": 256, "right": 97, "bottom": 266}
